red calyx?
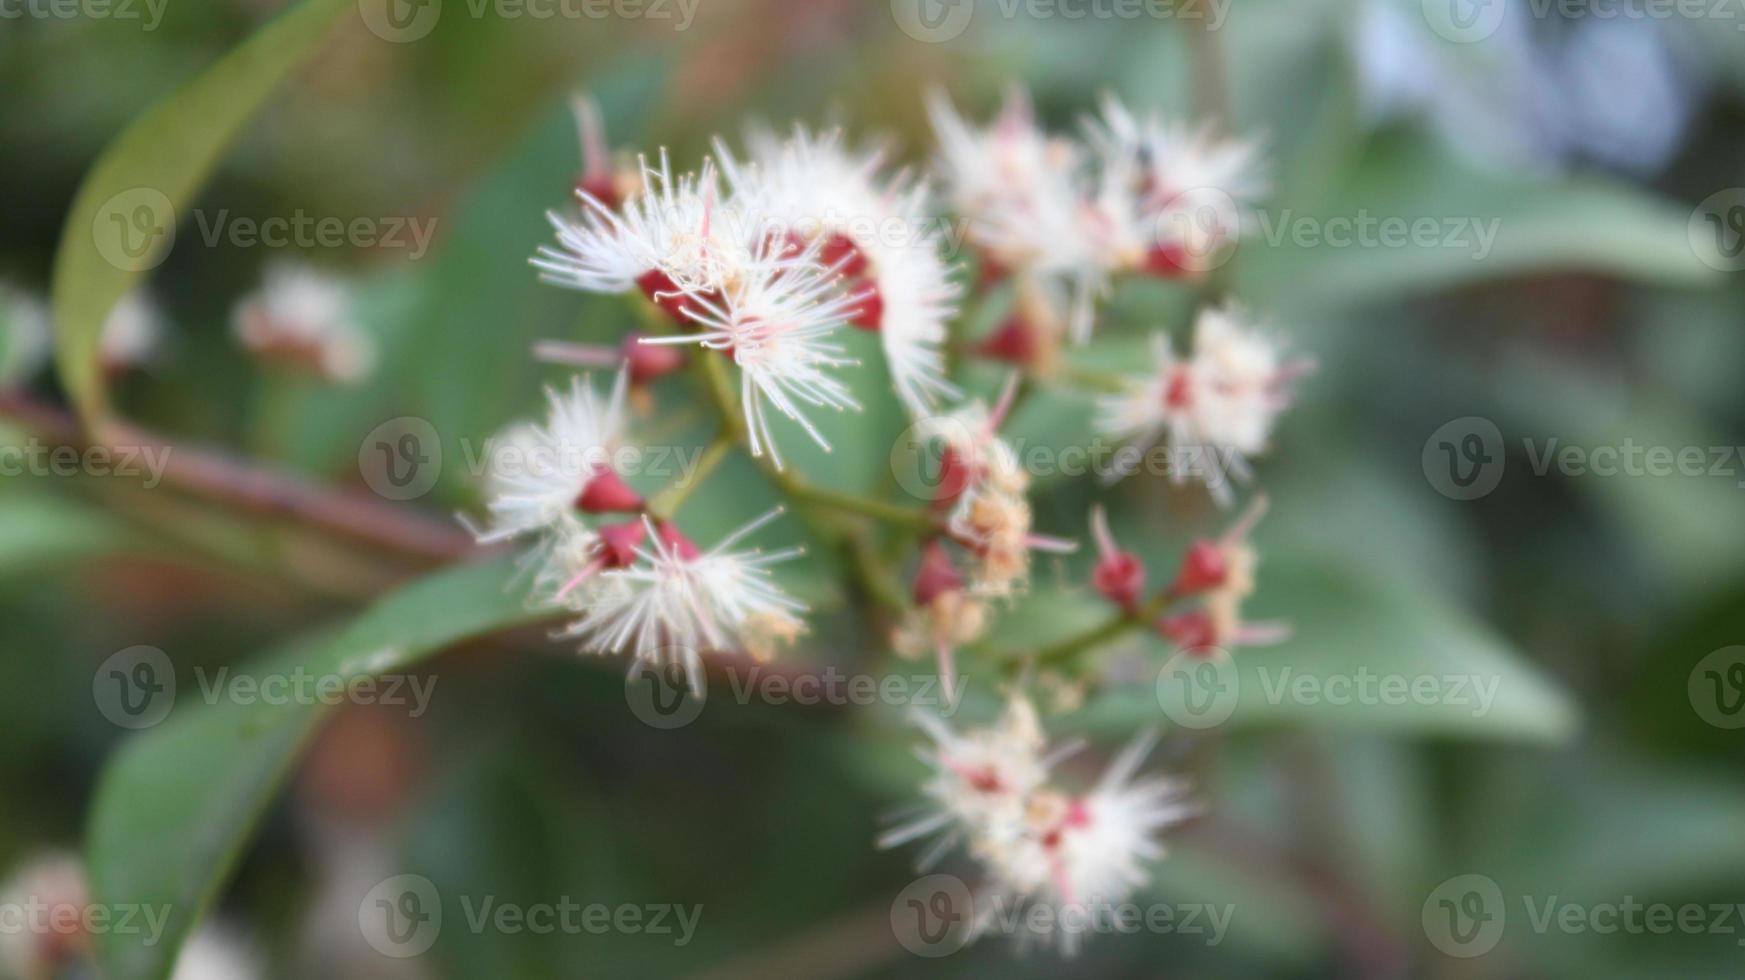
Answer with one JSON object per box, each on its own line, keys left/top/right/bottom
{"left": 976, "top": 316, "right": 1037, "bottom": 366}
{"left": 596, "top": 520, "right": 647, "bottom": 568}
{"left": 657, "top": 521, "right": 701, "bottom": 561}
{"left": 1142, "top": 241, "right": 1199, "bottom": 279}
{"left": 1093, "top": 550, "right": 1147, "bottom": 612}
{"left": 622, "top": 334, "right": 686, "bottom": 385}
{"left": 820, "top": 232, "right": 869, "bottom": 278}
{"left": 576, "top": 469, "right": 643, "bottom": 514}
{"left": 1157, "top": 610, "right": 1218, "bottom": 653}
{"left": 912, "top": 540, "right": 964, "bottom": 606}
{"left": 1164, "top": 367, "right": 1194, "bottom": 410}
{"left": 636, "top": 270, "right": 721, "bottom": 325}
{"left": 1170, "top": 540, "right": 1227, "bottom": 595}
{"left": 932, "top": 447, "right": 974, "bottom": 511}
{"left": 765, "top": 230, "right": 808, "bottom": 262}
{"left": 846, "top": 280, "right": 883, "bottom": 331}
{"left": 576, "top": 173, "right": 620, "bottom": 211}
{"left": 976, "top": 253, "right": 1010, "bottom": 290}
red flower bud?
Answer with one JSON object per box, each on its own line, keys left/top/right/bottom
{"left": 657, "top": 521, "right": 701, "bottom": 561}
{"left": 846, "top": 280, "right": 883, "bottom": 331}
{"left": 576, "top": 172, "right": 620, "bottom": 211}
{"left": 623, "top": 334, "right": 686, "bottom": 385}
{"left": 1171, "top": 540, "right": 1227, "bottom": 595}
{"left": 596, "top": 520, "right": 647, "bottom": 568}
{"left": 1093, "top": 551, "right": 1146, "bottom": 612}
{"left": 1156, "top": 610, "right": 1219, "bottom": 654}
{"left": 820, "top": 232, "right": 869, "bottom": 278}
{"left": 976, "top": 316, "right": 1038, "bottom": 366}
{"left": 912, "top": 540, "right": 964, "bottom": 606}
{"left": 576, "top": 469, "right": 643, "bottom": 514}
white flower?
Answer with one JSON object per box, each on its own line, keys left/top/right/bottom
{"left": 0, "top": 850, "right": 88, "bottom": 979}
{"left": 0, "top": 284, "right": 51, "bottom": 387}
{"left": 929, "top": 88, "right": 1115, "bottom": 343}
{"left": 1088, "top": 96, "right": 1266, "bottom": 275}
{"left": 100, "top": 290, "right": 162, "bottom": 370}
{"left": 718, "top": 125, "right": 961, "bottom": 416}
{"left": 474, "top": 370, "right": 632, "bottom": 544}
{"left": 878, "top": 697, "right": 1059, "bottom": 869}
{"left": 648, "top": 243, "right": 864, "bottom": 468}
{"left": 974, "top": 731, "right": 1194, "bottom": 955}
{"left": 1096, "top": 305, "right": 1307, "bottom": 506}
{"left": 535, "top": 149, "right": 867, "bottom": 467}
{"left": 882, "top": 699, "right": 1193, "bottom": 956}
{"left": 554, "top": 508, "right": 807, "bottom": 693}
{"left": 231, "top": 263, "right": 375, "bottom": 383}
{"left": 533, "top": 150, "right": 747, "bottom": 310}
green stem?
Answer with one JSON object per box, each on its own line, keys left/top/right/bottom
{"left": 1026, "top": 589, "right": 1179, "bottom": 671}
{"left": 691, "top": 351, "right": 934, "bottom": 532}
{"left": 645, "top": 434, "right": 733, "bottom": 521}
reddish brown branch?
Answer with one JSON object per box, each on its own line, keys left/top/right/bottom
{"left": 0, "top": 392, "right": 475, "bottom": 564}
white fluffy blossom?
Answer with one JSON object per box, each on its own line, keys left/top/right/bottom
{"left": 883, "top": 698, "right": 1192, "bottom": 956}
{"left": 1096, "top": 305, "right": 1307, "bottom": 505}
{"left": 553, "top": 508, "right": 807, "bottom": 693}
{"left": 231, "top": 263, "right": 375, "bottom": 383}
{"left": 474, "top": 370, "right": 631, "bottom": 543}
{"left": 718, "top": 125, "right": 961, "bottom": 416}
{"left": 99, "top": 290, "right": 162, "bottom": 370}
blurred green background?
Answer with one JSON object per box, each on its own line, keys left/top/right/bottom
{"left": 4, "top": 0, "right": 1745, "bottom": 976}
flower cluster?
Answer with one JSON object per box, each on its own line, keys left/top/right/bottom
{"left": 469, "top": 368, "right": 808, "bottom": 693}
{"left": 475, "top": 86, "right": 1307, "bottom": 959}
{"left": 533, "top": 105, "right": 960, "bottom": 466}
{"left": 931, "top": 87, "right": 1266, "bottom": 366}
{"left": 881, "top": 697, "right": 1194, "bottom": 955}
{"left": 1096, "top": 304, "right": 1312, "bottom": 505}
{"left": 231, "top": 262, "right": 375, "bottom": 384}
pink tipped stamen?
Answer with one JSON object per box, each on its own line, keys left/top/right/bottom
{"left": 555, "top": 559, "right": 606, "bottom": 599}
{"left": 987, "top": 372, "right": 1022, "bottom": 433}
{"left": 1089, "top": 504, "right": 1118, "bottom": 559}
{"left": 937, "top": 640, "right": 959, "bottom": 705}
{"left": 1026, "top": 533, "right": 1079, "bottom": 554}
{"left": 1220, "top": 493, "right": 1268, "bottom": 547}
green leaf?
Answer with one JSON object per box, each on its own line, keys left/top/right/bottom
{"left": 1062, "top": 555, "right": 1581, "bottom": 742}
{"left": 0, "top": 493, "right": 146, "bottom": 576}
{"left": 84, "top": 556, "right": 543, "bottom": 980}
{"left": 1236, "top": 126, "right": 1720, "bottom": 311}
{"left": 51, "top": 0, "right": 352, "bottom": 428}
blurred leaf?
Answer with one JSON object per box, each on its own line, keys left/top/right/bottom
{"left": 85, "top": 555, "right": 540, "bottom": 980}
{"left": 1236, "top": 126, "right": 1719, "bottom": 311}
{"left": 51, "top": 0, "right": 351, "bottom": 428}
{"left": 1058, "top": 555, "right": 1580, "bottom": 742}
{"left": 0, "top": 494, "right": 144, "bottom": 576}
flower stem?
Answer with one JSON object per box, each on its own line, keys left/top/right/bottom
{"left": 645, "top": 433, "right": 733, "bottom": 521}
{"left": 1024, "top": 588, "right": 1178, "bottom": 670}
